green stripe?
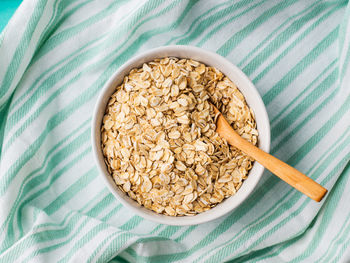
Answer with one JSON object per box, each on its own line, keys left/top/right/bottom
{"left": 270, "top": 59, "right": 337, "bottom": 124}
{"left": 10, "top": 34, "right": 105, "bottom": 111}
{"left": 100, "top": 204, "right": 123, "bottom": 222}
{"left": 90, "top": 207, "right": 162, "bottom": 262}
{"left": 3, "top": 0, "right": 62, "bottom": 109}
{"left": 4, "top": 47, "right": 107, "bottom": 143}
{"left": 339, "top": 42, "right": 350, "bottom": 81}
{"left": 0, "top": 80, "right": 97, "bottom": 196}
{"left": 289, "top": 167, "right": 350, "bottom": 262}
{"left": 110, "top": 237, "right": 175, "bottom": 262}
{"left": 177, "top": 0, "right": 265, "bottom": 45}
{"left": 329, "top": 211, "right": 350, "bottom": 262}
{"left": 86, "top": 205, "right": 130, "bottom": 263}
{"left": 99, "top": 234, "right": 171, "bottom": 263}
{"left": 123, "top": 225, "right": 185, "bottom": 261}
{"left": 31, "top": 0, "right": 128, "bottom": 64}
{"left": 277, "top": 92, "right": 348, "bottom": 162}
{"left": 62, "top": 199, "right": 165, "bottom": 262}
{"left": 87, "top": 231, "right": 121, "bottom": 263}
{"left": 109, "top": 256, "right": 130, "bottom": 263}
{"left": 271, "top": 68, "right": 338, "bottom": 139}
{"left": 262, "top": 28, "right": 338, "bottom": 105}
{"left": 3, "top": 0, "right": 96, "bottom": 111}
{"left": 244, "top": 2, "right": 340, "bottom": 78}
{"left": 57, "top": 224, "right": 129, "bottom": 263}
{"left": 119, "top": 216, "right": 143, "bottom": 231}
{"left": 271, "top": 87, "right": 339, "bottom": 155}
{"left": 28, "top": 0, "right": 87, "bottom": 74}
{"left": 2, "top": 215, "right": 84, "bottom": 262}
{"left": 149, "top": 225, "right": 164, "bottom": 235}
{"left": 319, "top": 199, "right": 350, "bottom": 261}
{"left": 338, "top": 3, "right": 350, "bottom": 59}
{"left": 0, "top": 93, "right": 13, "bottom": 155}
{"left": 0, "top": 0, "right": 48, "bottom": 100}
{"left": 1, "top": 118, "right": 90, "bottom": 210}
{"left": 227, "top": 245, "right": 278, "bottom": 263}
{"left": 45, "top": 191, "right": 114, "bottom": 230}
{"left": 237, "top": 0, "right": 324, "bottom": 68}
{"left": 165, "top": 0, "right": 232, "bottom": 45}
{"left": 33, "top": 0, "right": 95, "bottom": 57}
{"left": 158, "top": 226, "right": 181, "bottom": 237}
{"left": 19, "top": 193, "right": 116, "bottom": 261}
{"left": 43, "top": 169, "right": 97, "bottom": 215}
{"left": 97, "top": 236, "right": 170, "bottom": 263}
{"left": 217, "top": 0, "right": 299, "bottom": 57}
{"left": 197, "top": 0, "right": 272, "bottom": 47}
{"left": 172, "top": 226, "right": 193, "bottom": 242}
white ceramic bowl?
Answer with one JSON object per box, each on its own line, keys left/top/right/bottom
{"left": 92, "top": 45, "right": 270, "bottom": 226}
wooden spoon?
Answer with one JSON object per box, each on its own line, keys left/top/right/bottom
{"left": 212, "top": 104, "right": 327, "bottom": 202}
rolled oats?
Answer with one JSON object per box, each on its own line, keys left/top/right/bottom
{"left": 101, "top": 57, "right": 258, "bottom": 216}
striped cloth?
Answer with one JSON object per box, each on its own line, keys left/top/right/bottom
{"left": 0, "top": 0, "right": 349, "bottom": 262}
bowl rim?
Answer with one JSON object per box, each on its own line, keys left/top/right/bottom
{"left": 91, "top": 45, "right": 270, "bottom": 226}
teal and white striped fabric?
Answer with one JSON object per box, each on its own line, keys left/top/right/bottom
{"left": 0, "top": 0, "right": 349, "bottom": 262}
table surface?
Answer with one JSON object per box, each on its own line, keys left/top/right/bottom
{"left": 0, "top": 0, "right": 22, "bottom": 32}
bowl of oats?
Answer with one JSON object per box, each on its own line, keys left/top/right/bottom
{"left": 92, "top": 45, "right": 270, "bottom": 225}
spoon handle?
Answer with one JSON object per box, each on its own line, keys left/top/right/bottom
{"left": 216, "top": 112, "right": 327, "bottom": 202}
